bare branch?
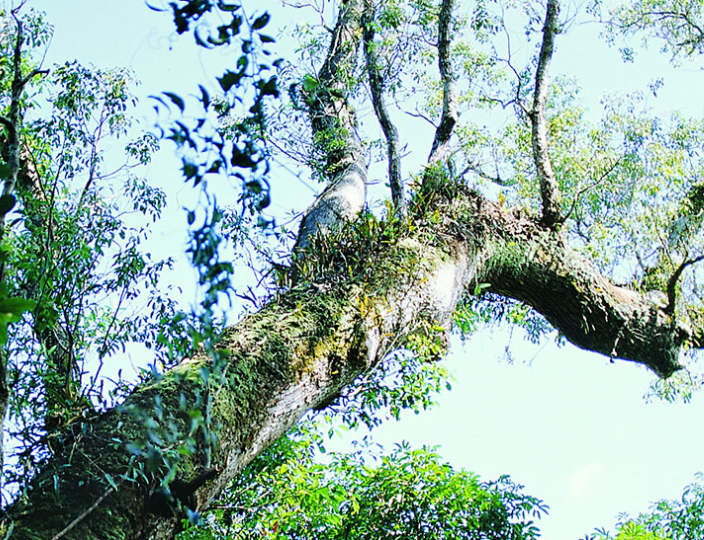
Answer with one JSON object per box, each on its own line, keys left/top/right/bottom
{"left": 562, "top": 157, "right": 623, "bottom": 221}
{"left": 428, "top": 0, "right": 457, "bottom": 165}
{"left": 459, "top": 161, "right": 508, "bottom": 186}
{"left": 530, "top": 0, "right": 563, "bottom": 228}
{"left": 50, "top": 482, "right": 121, "bottom": 540}
{"left": 666, "top": 255, "right": 704, "bottom": 315}
{"left": 394, "top": 99, "right": 436, "bottom": 127}
{"left": 362, "top": 0, "right": 405, "bottom": 214}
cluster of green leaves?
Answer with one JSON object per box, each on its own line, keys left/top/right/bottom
{"left": 142, "top": 3, "right": 287, "bottom": 467}
{"left": 314, "top": 347, "right": 453, "bottom": 431}
{"left": 0, "top": 8, "right": 53, "bottom": 348}
{"left": 455, "top": 294, "right": 553, "bottom": 349}
{"left": 583, "top": 474, "right": 704, "bottom": 540}
{"left": 150, "top": 0, "right": 280, "bottom": 220}
{"left": 180, "top": 422, "right": 547, "bottom": 540}
{"left": 601, "top": 0, "right": 704, "bottom": 61}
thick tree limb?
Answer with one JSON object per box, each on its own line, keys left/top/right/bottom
{"left": 428, "top": 0, "right": 458, "bottom": 165}
{"left": 5, "top": 186, "right": 693, "bottom": 539}
{"left": 530, "top": 0, "right": 563, "bottom": 228}
{"left": 294, "top": 0, "right": 369, "bottom": 250}
{"left": 479, "top": 208, "right": 689, "bottom": 377}
{"left": 362, "top": 0, "right": 405, "bottom": 214}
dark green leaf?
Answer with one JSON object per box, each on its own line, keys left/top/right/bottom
{"left": 217, "top": 1, "right": 240, "bottom": 11}
{"left": 0, "top": 297, "right": 35, "bottom": 318}
{"left": 245, "top": 180, "right": 262, "bottom": 194}
{"left": 206, "top": 159, "right": 223, "bottom": 174}
{"left": 251, "top": 12, "right": 270, "bottom": 30}
{"left": 163, "top": 92, "right": 185, "bottom": 112}
{"left": 183, "top": 162, "right": 198, "bottom": 180}
{"left": 302, "top": 74, "right": 318, "bottom": 92}
{"left": 0, "top": 164, "right": 11, "bottom": 180}
{"left": 231, "top": 148, "right": 256, "bottom": 169}
{"left": 0, "top": 194, "right": 16, "bottom": 216}
{"left": 218, "top": 70, "right": 245, "bottom": 92}
{"left": 258, "top": 76, "right": 279, "bottom": 97}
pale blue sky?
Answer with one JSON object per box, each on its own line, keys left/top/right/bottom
{"left": 23, "top": 1, "right": 704, "bottom": 539}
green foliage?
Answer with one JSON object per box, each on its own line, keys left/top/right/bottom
{"left": 0, "top": 9, "right": 185, "bottom": 498}
{"left": 128, "top": 1, "right": 286, "bottom": 502}
{"left": 308, "top": 125, "right": 352, "bottom": 181}
{"left": 454, "top": 293, "right": 553, "bottom": 349}
{"left": 317, "top": 348, "right": 453, "bottom": 431}
{"left": 5, "top": 0, "right": 704, "bottom": 534}
{"left": 604, "top": 0, "right": 704, "bottom": 61}
{"left": 180, "top": 422, "right": 547, "bottom": 540}
{"left": 583, "top": 474, "right": 704, "bottom": 540}
{"left": 151, "top": 0, "right": 281, "bottom": 222}
{"left": 0, "top": 289, "right": 34, "bottom": 347}
{"left": 283, "top": 206, "right": 455, "bottom": 428}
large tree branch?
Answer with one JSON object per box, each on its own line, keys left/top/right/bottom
{"left": 362, "top": 0, "right": 405, "bottom": 214}
{"left": 294, "top": 0, "right": 369, "bottom": 251}
{"left": 428, "top": 0, "right": 457, "bottom": 165}
{"left": 530, "top": 0, "right": 563, "bottom": 228}
{"left": 479, "top": 208, "right": 688, "bottom": 378}
{"left": 6, "top": 186, "right": 693, "bottom": 539}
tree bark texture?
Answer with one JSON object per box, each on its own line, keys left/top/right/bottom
{"left": 1, "top": 1, "right": 697, "bottom": 538}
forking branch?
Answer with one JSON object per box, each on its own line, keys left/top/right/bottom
{"left": 293, "top": 0, "right": 369, "bottom": 251}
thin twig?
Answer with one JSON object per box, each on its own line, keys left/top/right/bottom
{"left": 563, "top": 157, "right": 622, "bottom": 221}
{"left": 50, "top": 480, "right": 122, "bottom": 540}
{"left": 666, "top": 254, "right": 704, "bottom": 315}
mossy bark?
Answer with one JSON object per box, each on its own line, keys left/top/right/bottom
{"left": 3, "top": 186, "right": 691, "bottom": 540}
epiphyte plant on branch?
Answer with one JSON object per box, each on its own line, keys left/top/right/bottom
{"left": 0, "top": 0, "right": 703, "bottom": 539}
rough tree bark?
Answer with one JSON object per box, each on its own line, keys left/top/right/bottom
{"left": 1, "top": 0, "right": 698, "bottom": 539}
